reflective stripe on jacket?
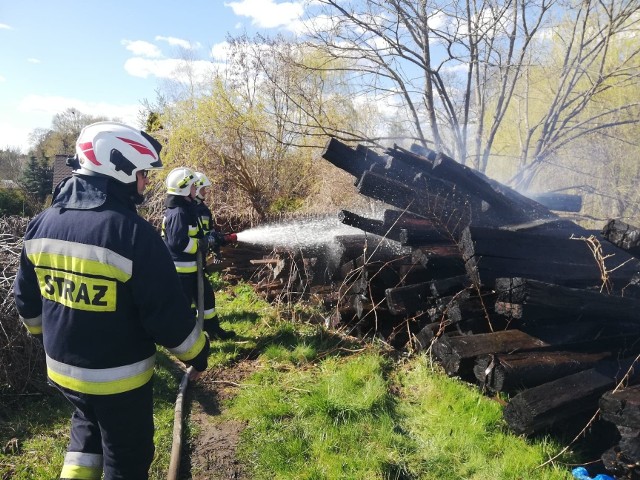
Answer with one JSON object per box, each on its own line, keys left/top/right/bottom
{"left": 13, "top": 175, "right": 209, "bottom": 395}
{"left": 162, "top": 195, "right": 202, "bottom": 273}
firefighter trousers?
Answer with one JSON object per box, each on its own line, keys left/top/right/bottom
{"left": 178, "top": 270, "right": 219, "bottom": 328}
{"left": 55, "top": 379, "right": 154, "bottom": 480}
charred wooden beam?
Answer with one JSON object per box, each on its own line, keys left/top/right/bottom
{"left": 338, "top": 210, "right": 390, "bottom": 239}
{"left": 382, "top": 209, "right": 431, "bottom": 229}
{"left": 524, "top": 192, "right": 583, "bottom": 212}
{"left": 495, "top": 277, "right": 640, "bottom": 325}
{"left": 403, "top": 253, "right": 466, "bottom": 282}
{"left": 385, "top": 283, "right": 433, "bottom": 316}
{"left": 602, "top": 219, "right": 640, "bottom": 257}
{"left": 356, "top": 170, "right": 473, "bottom": 233}
{"left": 461, "top": 226, "right": 640, "bottom": 290}
{"left": 431, "top": 329, "right": 550, "bottom": 377}
{"left": 600, "top": 384, "right": 640, "bottom": 429}
{"left": 600, "top": 385, "right": 640, "bottom": 479}
{"left": 399, "top": 227, "right": 452, "bottom": 246}
{"left": 355, "top": 144, "right": 387, "bottom": 164}
{"left": 460, "top": 226, "right": 594, "bottom": 262}
{"left": 601, "top": 441, "right": 640, "bottom": 480}
{"left": 321, "top": 137, "right": 384, "bottom": 178}
{"left": 385, "top": 276, "right": 471, "bottom": 316}
{"left": 503, "top": 357, "right": 640, "bottom": 435}
{"left": 444, "top": 293, "right": 497, "bottom": 326}
{"left": 474, "top": 351, "right": 611, "bottom": 393}
{"left": 409, "top": 143, "right": 557, "bottom": 224}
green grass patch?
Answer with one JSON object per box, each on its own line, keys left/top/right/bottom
{"left": 229, "top": 352, "right": 412, "bottom": 479}
{"left": 0, "top": 393, "right": 70, "bottom": 479}
{"left": 0, "top": 282, "right": 583, "bottom": 479}
{"left": 393, "top": 356, "right": 575, "bottom": 480}
{"left": 0, "top": 353, "right": 184, "bottom": 480}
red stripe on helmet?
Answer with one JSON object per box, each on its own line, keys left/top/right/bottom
{"left": 117, "top": 137, "right": 157, "bottom": 159}
{"left": 78, "top": 142, "right": 100, "bottom": 165}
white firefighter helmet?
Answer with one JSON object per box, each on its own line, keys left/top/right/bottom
{"left": 166, "top": 167, "right": 197, "bottom": 196}
{"left": 194, "top": 171, "right": 211, "bottom": 198}
{"left": 76, "top": 121, "right": 162, "bottom": 183}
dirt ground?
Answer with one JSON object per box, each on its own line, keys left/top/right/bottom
{"left": 179, "top": 360, "right": 259, "bottom": 480}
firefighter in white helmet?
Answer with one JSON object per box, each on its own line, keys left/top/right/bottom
{"left": 162, "top": 168, "right": 236, "bottom": 339}
{"left": 13, "top": 122, "right": 210, "bottom": 479}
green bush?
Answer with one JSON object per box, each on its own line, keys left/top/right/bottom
{"left": 0, "top": 188, "right": 33, "bottom": 216}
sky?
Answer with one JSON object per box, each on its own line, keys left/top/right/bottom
{"left": 0, "top": 0, "right": 309, "bottom": 153}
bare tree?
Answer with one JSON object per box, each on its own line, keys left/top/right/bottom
{"left": 29, "top": 109, "right": 109, "bottom": 158}
{"left": 295, "top": 0, "right": 639, "bottom": 185}
{"left": 508, "top": 0, "right": 640, "bottom": 190}
{"left": 157, "top": 38, "right": 369, "bottom": 221}
{"left": 298, "top": 0, "right": 555, "bottom": 169}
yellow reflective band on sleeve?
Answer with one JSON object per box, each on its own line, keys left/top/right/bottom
{"left": 61, "top": 452, "right": 103, "bottom": 480}
{"left": 20, "top": 314, "right": 42, "bottom": 334}
{"left": 174, "top": 261, "right": 197, "bottom": 273}
{"left": 188, "top": 225, "right": 199, "bottom": 237}
{"left": 168, "top": 325, "right": 207, "bottom": 362}
{"left": 35, "top": 268, "right": 117, "bottom": 312}
{"left": 47, "top": 354, "right": 155, "bottom": 395}
{"left": 25, "top": 324, "right": 43, "bottom": 335}
{"left": 25, "top": 239, "right": 132, "bottom": 282}
{"left": 183, "top": 238, "right": 198, "bottom": 254}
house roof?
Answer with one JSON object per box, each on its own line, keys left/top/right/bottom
{"left": 52, "top": 154, "right": 73, "bottom": 189}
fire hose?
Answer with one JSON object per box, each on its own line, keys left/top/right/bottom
{"left": 167, "top": 367, "right": 192, "bottom": 480}
{"left": 168, "top": 243, "right": 206, "bottom": 479}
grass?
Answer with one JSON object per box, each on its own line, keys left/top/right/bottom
{"left": 1, "top": 282, "right": 580, "bottom": 479}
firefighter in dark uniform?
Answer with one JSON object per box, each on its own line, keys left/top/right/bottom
{"left": 13, "top": 121, "right": 210, "bottom": 480}
{"left": 162, "top": 168, "right": 236, "bottom": 340}
{"left": 193, "top": 171, "right": 237, "bottom": 338}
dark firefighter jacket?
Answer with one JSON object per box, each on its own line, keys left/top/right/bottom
{"left": 162, "top": 195, "right": 201, "bottom": 273}
{"left": 13, "top": 175, "right": 209, "bottom": 395}
{"left": 194, "top": 200, "right": 213, "bottom": 234}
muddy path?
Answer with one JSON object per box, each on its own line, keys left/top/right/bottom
{"left": 178, "top": 360, "right": 259, "bottom": 480}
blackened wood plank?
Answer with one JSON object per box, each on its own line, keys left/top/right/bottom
{"left": 503, "top": 357, "right": 640, "bottom": 435}
{"left": 524, "top": 192, "right": 583, "bottom": 212}
{"left": 399, "top": 227, "right": 452, "bottom": 246}
{"left": 408, "top": 143, "right": 556, "bottom": 224}
{"left": 602, "top": 219, "right": 640, "bottom": 257}
{"left": 431, "top": 329, "right": 549, "bottom": 377}
{"left": 321, "top": 137, "right": 384, "bottom": 178}
{"left": 600, "top": 385, "right": 640, "bottom": 429}
{"left": 474, "top": 351, "right": 611, "bottom": 393}
{"left": 465, "top": 255, "right": 612, "bottom": 290}
{"left": 495, "top": 277, "right": 640, "bottom": 324}
{"left": 338, "top": 210, "right": 390, "bottom": 239}
{"left": 356, "top": 170, "right": 473, "bottom": 234}
{"left": 461, "top": 225, "right": 640, "bottom": 291}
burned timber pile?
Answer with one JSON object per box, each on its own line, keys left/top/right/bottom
{"left": 238, "top": 138, "right": 640, "bottom": 479}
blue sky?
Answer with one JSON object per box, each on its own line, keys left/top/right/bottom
{"left": 0, "top": 0, "right": 308, "bottom": 153}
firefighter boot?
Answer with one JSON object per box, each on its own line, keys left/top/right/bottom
{"left": 204, "top": 316, "right": 237, "bottom": 340}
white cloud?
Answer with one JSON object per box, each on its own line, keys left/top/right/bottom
{"left": 0, "top": 75, "right": 5, "bottom": 82}
{"left": 18, "top": 95, "right": 141, "bottom": 126}
{"left": 0, "top": 122, "right": 31, "bottom": 153}
{"left": 155, "top": 36, "right": 201, "bottom": 50}
{"left": 124, "top": 57, "right": 219, "bottom": 85}
{"left": 121, "top": 39, "right": 163, "bottom": 58}
{"left": 27, "top": 58, "right": 40, "bottom": 64}
{"left": 225, "top": 0, "right": 304, "bottom": 29}
{"left": 0, "top": 23, "right": 11, "bottom": 30}
{"left": 210, "top": 41, "right": 231, "bottom": 61}
{"left": 0, "top": 96, "right": 142, "bottom": 153}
